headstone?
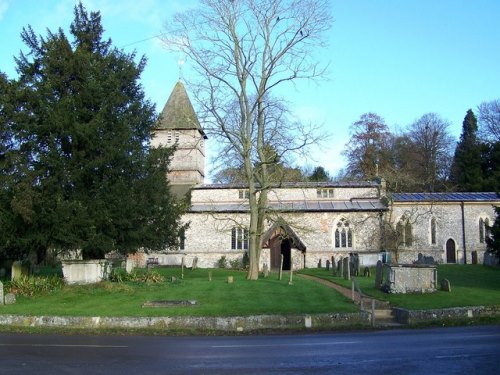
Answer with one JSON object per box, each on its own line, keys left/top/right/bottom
{"left": 343, "top": 257, "right": 350, "bottom": 280}
{"left": 0, "top": 281, "right": 3, "bottom": 305}
{"left": 318, "top": 259, "right": 322, "bottom": 268}
{"left": 375, "top": 260, "right": 383, "bottom": 289}
{"left": 331, "top": 256, "right": 336, "bottom": 276}
{"left": 338, "top": 259, "right": 343, "bottom": 279}
{"left": 363, "top": 266, "right": 371, "bottom": 277}
{"left": 441, "top": 278, "right": 451, "bottom": 292}
{"left": 288, "top": 267, "right": 293, "bottom": 285}
{"left": 181, "top": 257, "right": 185, "bottom": 279}
{"left": 227, "top": 276, "right": 233, "bottom": 284}
{"left": 4, "top": 293, "right": 15, "bottom": 305}
{"left": 471, "top": 251, "right": 478, "bottom": 265}
{"left": 192, "top": 256, "right": 198, "bottom": 270}
{"left": 208, "top": 271, "right": 212, "bottom": 281}
{"left": 11, "top": 261, "right": 25, "bottom": 281}
{"left": 171, "top": 276, "right": 177, "bottom": 283}
{"left": 279, "top": 255, "right": 284, "bottom": 280}
{"left": 353, "top": 254, "right": 360, "bottom": 276}
{"left": 326, "top": 260, "right": 330, "bottom": 271}
{"left": 262, "top": 263, "right": 269, "bottom": 278}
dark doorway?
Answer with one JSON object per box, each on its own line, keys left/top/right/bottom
{"left": 281, "top": 239, "right": 291, "bottom": 271}
{"left": 446, "top": 239, "right": 456, "bottom": 263}
{"left": 270, "top": 236, "right": 292, "bottom": 271}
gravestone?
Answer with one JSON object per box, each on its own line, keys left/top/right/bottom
{"left": 471, "top": 251, "right": 478, "bottom": 265}
{"left": 441, "top": 278, "right": 451, "bottom": 292}
{"left": 227, "top": 276, "right": 234, "bottom": 284}
{"left": 343, "top": 257, "right": 350, "bottom": 280}
{"left": 171, "top": 276, "right": 177, "bottom": 283}
{"left": 331, "top": 256, "right": 336, "bottom": 276}
{"left": 11, "top": 261, "right": 26, "bottom": 281}
{"left": 4, "top": 293, "right": 15, "bottom": 305}
{"left": 375, "top": 260, "right": 383, "bottom": 289}
{"left": 208, "top": 271, "right": 212, "bottom": 281}
{"left": 262, "top": 263, "right": 269, "bottom": 278}
{"left": 0, "top": 281, "right": 3, "bottom": 305}
{"left": 338, "top": 259, "right": 343, "bottom": 279}
{"left": 192, "top": 256, "right": 198, "bottom": 270}
{"left": 326, "top": 260, "right": 330, "bottom": 271}
{"left": 318, "top": 259, "right": 322, "bottom": 268}
{"left": 363, "top": 266, "right": 371, "bottom": 277}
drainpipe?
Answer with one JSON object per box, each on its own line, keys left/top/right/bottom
{"left": 461, "top": 202, "right": 467, "bottom": 264}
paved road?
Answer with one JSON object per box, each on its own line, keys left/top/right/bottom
{"left": 0, "top": 325, "right": 499, "bottom": 374}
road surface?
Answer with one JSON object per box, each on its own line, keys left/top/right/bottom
{"left": 0, "top": 325, "right": 498, "bottom": 374}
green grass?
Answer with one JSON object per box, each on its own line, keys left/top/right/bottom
{"left": 0, "top": 268, "right": 357, "bottom": 317}
{"left": 299, "top": 265, "right": 500, "bottom": 310}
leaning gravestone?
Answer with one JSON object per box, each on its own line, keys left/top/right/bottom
{"left": 0, "top": 281, "right": 3, "bottom": 305}
{"left": 441, "top": 278, "right": 451, "bottom": 292}
{"left": 375, "top": 260, "right": 383, "bottom": 289}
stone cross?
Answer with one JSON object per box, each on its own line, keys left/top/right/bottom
{"left": 375, "top": 260, "right": 383, "bottom": 289}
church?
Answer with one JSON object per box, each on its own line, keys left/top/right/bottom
{"left": 143, "top": 81, "right": 500, "bottom": 270}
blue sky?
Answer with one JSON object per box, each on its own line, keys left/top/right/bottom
{"left": 1, "top": 0, "right": 499, "bottom": 178}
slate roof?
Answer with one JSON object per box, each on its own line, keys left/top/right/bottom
{"left": 193, "top": 181, "right": 380, "bottom": 190}
{"left": 156, "top": 81, "right": 207, "bottom": 138}
{"left": 392, "top": 192, "right": 500, "bottom": 202}
{"left": 190, "top": 200, "right": 386, "bottom": 213}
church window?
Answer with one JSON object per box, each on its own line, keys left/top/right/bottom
{"left": 397, "top": 217, "right": 413, "bottom": 247}
{"left": 317, "top": 188, "right": 334, "bottom": 199}
{"left": 231, "top": 227, "right": 249, "bottom": 250}
{"left": 430, "top": 217, "right": 437, "bottom": 245}
{"left": 238, "top": 189, "right": 249, "bottom": 199}
{"left": 334, "top": 218, "right": 352, "bottom": 248}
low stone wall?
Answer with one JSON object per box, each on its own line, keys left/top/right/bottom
{"left": 0, "top": 312, "right": 371, "bottom": 332}
{"left": 392, "top": 306, "right": 500, "bottom": 325}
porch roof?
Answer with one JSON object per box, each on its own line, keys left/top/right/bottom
{"left": 261, "top": 220, "right": 307, "bottom": 252}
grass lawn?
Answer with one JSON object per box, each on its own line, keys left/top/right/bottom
{"left": 0, "top": 268, "right": 358, "bottom": 317}
{"left": 299, "top": 264, "right": 500, "bottom": 310}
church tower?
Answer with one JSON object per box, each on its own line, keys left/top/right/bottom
{"left": 151, "top": 81, "right": 207, "bottom": 195}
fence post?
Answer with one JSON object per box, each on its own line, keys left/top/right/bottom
{"left": 371, "top": 299, "right": 375, "bottom": 327}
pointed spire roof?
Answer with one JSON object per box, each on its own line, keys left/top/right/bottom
{"left": 156, "top": 81, "right": 206, "bottom": 138}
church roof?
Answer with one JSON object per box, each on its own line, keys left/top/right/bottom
{"left": 392, "top": 192, "right": 500, "bottom": 202}
{"left": 193, "top": 181, "right": 380, "bottom": 190}
{"left": 189, "top": 199, "right": 386, "bottom": 213}
{"left": 156, "top": 81, "right": 207, "bottom": 138}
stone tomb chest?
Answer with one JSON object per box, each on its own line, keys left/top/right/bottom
{"left": 383, "top": 264, "right": 437, "bottom": 294}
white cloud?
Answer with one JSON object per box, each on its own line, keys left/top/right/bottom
{"left": 0, "top": 0, "right": 10, "bottom": 21}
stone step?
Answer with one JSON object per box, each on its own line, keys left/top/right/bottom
{"left": 374, "top": 309, "right": 393, "bottom": 319}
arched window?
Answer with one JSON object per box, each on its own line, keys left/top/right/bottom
{"left": 397, "top": 216, "right": 413, "bottom": 247}
{"left": 334, "top": 218, "right": 353, "bottom": 248}
{"left": 430, "top": 217, "right": 437, "bottom": 245}
{"left": 479, "top": 218, "right": 485, "bottom": 243}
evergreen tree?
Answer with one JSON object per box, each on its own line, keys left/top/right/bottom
{"left": 1, "top": 3, "right": 183, "bottom": 260}
{"left": 450, "top": 110, "right": 484, "bottom": 191}
{"left": 308, "top": 166, "right": 331, "bottom": 182}
{"left": 486, "top": 207, "right": 500, "bottom": 259}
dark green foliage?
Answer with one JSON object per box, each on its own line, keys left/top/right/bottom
{"left": 0, "top": 3, "right": 184, "bottom": 261}
{"left": 450, "top": 110, "right": 484, "bottom": 191}
{"left": 486, "top": 207, "right": 500, "bottom": 258}
{"left": 308, "top": 166, "right": 331, "bottom": 182}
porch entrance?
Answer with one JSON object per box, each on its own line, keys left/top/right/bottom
{"left": 270, "top": 237, "right": 291, "bottom": 270}
{"left": 446, "top": 239, "right": 456, "bottom": 263}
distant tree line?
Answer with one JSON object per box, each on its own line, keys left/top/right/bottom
{"left": 341, "top": 105, "right": 500, "bottom": 193}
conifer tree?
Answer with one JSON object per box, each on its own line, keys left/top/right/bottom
{"left": 1, "top": 3, "right": 183, "bottom": 260}
{"left": 450, "top": 110, "right": 484, "bottom": 191}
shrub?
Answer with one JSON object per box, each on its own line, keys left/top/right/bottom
{"left": 8, "top": 275, "right": 65, "bottom": 297}
{"left": 229, "top": 258, "right": 241, "bottom": 270}
{"left": 217, "top": 256, "right": 228, "bottom": 269}
{"left": 109, "top": 268, "right": 165, "bottom": 283}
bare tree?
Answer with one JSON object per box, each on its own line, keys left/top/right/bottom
{"left": 405, "top": 113, "right": 454, "bottom": 192}
{"left": 163, "top": 0, "right": 332, "bottom": 279}
{"left": 478, "top": 99, "right": 500, "bottom": 143}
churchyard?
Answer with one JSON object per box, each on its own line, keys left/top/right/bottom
{"left": 0, "top": 264, "right": 498, "bottom": 321}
